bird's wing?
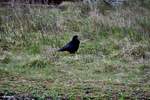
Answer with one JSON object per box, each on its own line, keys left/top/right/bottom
{"left": 58, "top": 42, "right": 71, "bottom": 51}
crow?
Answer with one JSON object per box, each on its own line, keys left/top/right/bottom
{"left": 58, "top": 35, "right": 80, "bottom": 54}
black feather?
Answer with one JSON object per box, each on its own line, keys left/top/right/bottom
{"left": 58, "top": 35, "right": 80, "bottom": 54}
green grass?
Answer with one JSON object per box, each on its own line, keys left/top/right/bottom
{"left": 0, "top": 1, "right": 150, "bottom": 99}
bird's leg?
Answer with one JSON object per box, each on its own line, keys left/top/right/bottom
{"left": 74, "top": 53, "right": 79, "bottom": 60}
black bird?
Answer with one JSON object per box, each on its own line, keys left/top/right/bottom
{"left": 58, "top": 35, "right": 80, "bottom": 54}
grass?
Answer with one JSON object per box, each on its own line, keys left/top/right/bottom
{"left": 0, "top": 1, "right": 150, "bottom": 99}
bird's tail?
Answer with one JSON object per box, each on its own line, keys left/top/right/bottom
{"left": 57, "top": 48, "right": 65, "bottom": 52}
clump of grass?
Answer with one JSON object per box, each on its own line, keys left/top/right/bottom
{"left": 23, "top": 59, "right": 49, "bottom": 68}
{"left": 139, "top": 64, "right": 150, "bottom": 73}
{"left": 141, "top": 0, "right": 150, "bottom": 9}
{"left": 0, "top": 56, "right": 11, "bottom": 64}
{"left": 100, "top": 38, "right": 120, "bottom": 56}
{"left": 137, "top": 17, "right": 150, "bottom": 36}
{"left": 25, "top": 42, "right": 41, "bottom": 54}
{"left": 118, "top": 38, "right": 147, "bottom": 60}
{"left": 127, "top": 0, "right": 150, "bottom": 9}
{"left": 0, "top": 1, "right": 150, "bottom": 99}
{"left": 0, "top": 69, "right": 11, "bottom": 78}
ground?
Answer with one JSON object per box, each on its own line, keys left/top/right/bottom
{"left": 0, "top": 1, "right": 150, "bottom": 99}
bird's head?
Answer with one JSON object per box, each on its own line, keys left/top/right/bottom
{"left": 72, "top": 35, "right": 79, "bottom": 40}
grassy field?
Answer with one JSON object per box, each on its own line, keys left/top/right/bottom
{"left": 0, "top": 1, "right": 150, "bottom": 99}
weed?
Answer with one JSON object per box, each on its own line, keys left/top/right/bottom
{"left": 23, "top": 59, "right": 49, "bottom": 68}
{"left": 0, "top": 1, "right": 150, "bottom": 99}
